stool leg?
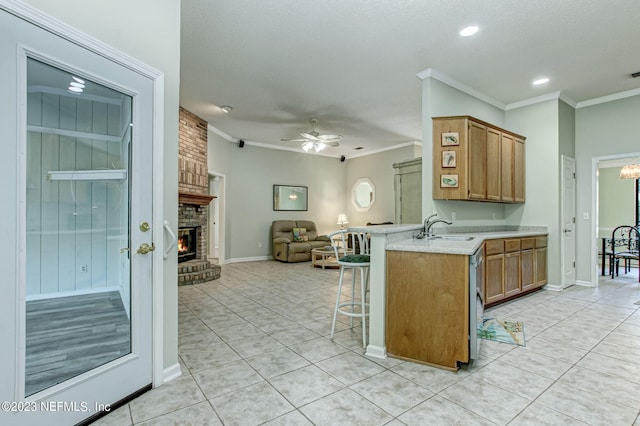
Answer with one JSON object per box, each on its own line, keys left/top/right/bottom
{"left": 331, "top": 267, "right": 346, "bottom": 341}
{"left": 350, "top": 268, "right": 356, "bottom": 328}
{"left": 360, "top": 266, "right": 367, "bottom": 348}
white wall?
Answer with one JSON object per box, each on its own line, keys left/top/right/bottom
{"left": 575, "top": 94, "right": 640, "bottom": 283}
{"left": 505, "top": 100, "right": 562, "bottom": 285}
{"left": 208, "top": 135, "right": 420, "bottom": 260}
{"left": 598, "top": 167, "right": 635, "bottom": 237}
{"left": 421, "top": 77, "right": 508, "bottom": 225}
{"left": 345, "top": 145, "right": 420, "bottom": 226}
{"left": 210, "top": 142, "right": 346, "bottom": 261}
{"left": 22, "top": 0, "right": 182, "bottom": 372}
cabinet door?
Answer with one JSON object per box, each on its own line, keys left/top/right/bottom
{"left": 501, "top": 133, "right": 514, "bottom": 202}
{"left": 486, "top": 128, "right": 501, "bottom": 200}
{"left": 485, "top": 253, "right": 505, "bottom": 304}
{"left": 468, "top": 121, "right": 486, "bottom": 199}
{"left": 504, "top": 251, "right": 520, "bottom": 297}
{"left": 514, "top": 137, "right": 525, "bottom": 203}
{"left": 521, "top": 249, "right": 536, "bottom": 291}
{"left": 535, "top": 247, "right": 548, "bottom": 286}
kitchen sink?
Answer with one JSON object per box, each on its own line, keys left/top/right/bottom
{"left": 428, "top": 235, "right": 475, "bottom": 241}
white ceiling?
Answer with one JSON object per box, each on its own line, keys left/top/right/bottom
{"left": 179, "top": 0, "right": 640, "bottom": 158}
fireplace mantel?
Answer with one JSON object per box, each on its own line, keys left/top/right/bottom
{"left": 178, "top": 192, "right": 216, "bottom": 206}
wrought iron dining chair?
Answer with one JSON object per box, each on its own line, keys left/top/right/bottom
{"left": 611, "top": 225, "right": 640, "bottom": 281}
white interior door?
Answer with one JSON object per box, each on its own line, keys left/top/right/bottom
{"left": 0, "top": 8, "right": 154, "bottom": 425}
{"left": 561, "top": 155, "right": 577, "bottom": 288}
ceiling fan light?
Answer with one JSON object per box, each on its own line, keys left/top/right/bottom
{"left": 619, "top": 164, "right": 640, "bottom": 179}
{"left": 302, "top": 141, "right": 314, "bottom": 152}
{"left": 315, "top": 142, "right": 326, "bottom": 152}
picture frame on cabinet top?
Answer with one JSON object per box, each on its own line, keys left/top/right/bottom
{"left": 442, "top": 150, "right": 456, "bottom": 168}
{"left": 441, "top": 132, "right": 459, "bottom": 146}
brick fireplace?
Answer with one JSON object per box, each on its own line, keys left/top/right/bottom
{"left": 177, "top": 107, "right": 221, "bottom": 285}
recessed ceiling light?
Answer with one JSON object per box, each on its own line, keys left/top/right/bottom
{"left": 459, "top": 26, "right": 479, "bottom": 37}
{"left": 533, "top": 77, "right": 550, "bottom": 85}
{"left": 220, "top": 105, "right": 232, "bottom": 114}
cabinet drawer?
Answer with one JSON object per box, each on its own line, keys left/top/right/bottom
{"left": 521, "top": 238, "right": 535, "bottom": 250}
{"left": 505, "top": 239, "right": 521, "bottom": 252}
{"left": 485, "top": 239, "right": 504, "bottom": 255}
{"left": 536, "top": 236, "right": 548, "bottom": 248}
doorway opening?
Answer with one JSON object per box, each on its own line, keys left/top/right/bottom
{"left": 594, "top": 154, "right": 640, "bottom": 284}
{"left": 208, "top": 173, "right": 225, "bottom": 264}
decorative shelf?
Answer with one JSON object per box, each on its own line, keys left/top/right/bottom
{"left": 178, "top": 192, "right": 216, "bottom": 206}
{"left": 47, "top": 169, "right": 127, "bottom": 182}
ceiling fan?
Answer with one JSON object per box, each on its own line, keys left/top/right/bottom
{"left": 281, "top": 119, "right": 342, "bottom": 152}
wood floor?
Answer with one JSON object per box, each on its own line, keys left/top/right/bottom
{"left": 25, "top": 291, "right": 130, "bottom": 396}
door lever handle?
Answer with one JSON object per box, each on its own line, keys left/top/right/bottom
{"left": 137, "top": 243, "right": 156, "bottom": 254}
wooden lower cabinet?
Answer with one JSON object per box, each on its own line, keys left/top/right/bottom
{"left": 520, "top": 249, "right": 536, "bottom": 291}
{"left": 485, "top": 254, "right": 505, "bottom": 305}
{"left": 535, "top": 247, "right": 548, "bottom": 286}
{"left": 386, "top": 250, "right": 469, "bottom": 370}
{"left": 504, "top": 251, "right": 521, "bottom": 297}
{"left": 485, "top": 234, "right": 548, "bottom": 307}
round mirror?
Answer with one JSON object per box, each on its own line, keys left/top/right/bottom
{"left": 352, "top": 178, "right": 375, "bottom": 212}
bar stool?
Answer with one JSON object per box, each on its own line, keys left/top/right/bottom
{"left": 327, "top": 229, "right": 370, "bottom": 348}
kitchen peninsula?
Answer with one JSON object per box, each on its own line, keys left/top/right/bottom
{"left": 359, "top": 224, "right": 547, "bottom": 370}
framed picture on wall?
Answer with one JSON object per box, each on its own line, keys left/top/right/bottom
{"left": 441, "top": 132, "right": 459, "bottom": 146}
{"left": 440, "top": 174, "right": 459, "bottom": 188}
{"left": 442, "top": 150, "right": 456, "bottom": 168}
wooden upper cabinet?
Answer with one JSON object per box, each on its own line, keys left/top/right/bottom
{"left": 514, "top": 138, "right": 525, "bottom": 203}
{"left": 432, "top": 116, "right": 525, "bottom": 203}
{"left": 486, "top": 127, "right": 501, "bottom": 201}
{"left": 468, "top": 121, "right": 487, "bottom": 199}
{"left": 500, "top": 133, "right": 514, "bottom": 202}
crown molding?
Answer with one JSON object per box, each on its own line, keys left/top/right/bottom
{"left": 576, "top": 87, "right": 640, "bottom": 109}
{"left": 417, "top": 68, "right": 505, "bottom": 110}
{"left": 347, "top": 141, "right": 422, "bottom": 160}
{"left": 505, "top": 91, "right": 578, "bottom": 110}
{"left": 207, "top": 123, "right": 235, "bottom": 142}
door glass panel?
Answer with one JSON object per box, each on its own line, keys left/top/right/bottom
{"left": 25, "top": 58, "right": 132, "bottom": 396}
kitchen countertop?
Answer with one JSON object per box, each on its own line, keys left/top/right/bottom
{"left": 386, "top": 228, "right": 548, "bottom": 255}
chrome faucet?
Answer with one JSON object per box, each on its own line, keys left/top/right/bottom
{"left": 426, "top": 218, "right": 453, "bottom": 237}
{"left": 414, "top": 213, "right": 452, "bottom": 239}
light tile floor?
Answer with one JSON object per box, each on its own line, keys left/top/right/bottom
{"left": 96, "top": 261, "right": 640, "bottom": 425}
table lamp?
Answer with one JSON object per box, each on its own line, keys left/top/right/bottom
{"left": 337, "top": 213, "right": 349, "bottom": 229}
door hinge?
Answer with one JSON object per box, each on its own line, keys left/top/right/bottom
{"left": 573, "top": 217, "right": 575, "bottom": 223}
{"left": 573, "top": 172, "right": 576, "bottom": 179}
{"left": 573, "top": 261, "right": 576, "bottom": 268}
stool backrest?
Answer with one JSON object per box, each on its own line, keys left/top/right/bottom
{"left": 327, "top": 230, "right": 370, "bottom": 258}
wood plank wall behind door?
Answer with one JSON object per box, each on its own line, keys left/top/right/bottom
{"left": 26, "top": 90, "right": 126, "bottom": 297}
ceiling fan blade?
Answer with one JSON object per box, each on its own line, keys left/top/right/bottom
{"left": 317, "top": 134, "right": 342, "bottom": 142}
{"left": 326, "top": 141, "right": 340, "bottom": 147}
{"left": 300, "top": 132, "right": 320, "bottom": 141}
{"left": 281, "top": 138, "right": 307, "bottom": 142}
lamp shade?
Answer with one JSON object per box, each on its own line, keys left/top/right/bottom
{"left": 619, "top": 164, "right": 640, "bottom": 179}
{"left": 337, "top": 213, "right": 348, "bottom": 224}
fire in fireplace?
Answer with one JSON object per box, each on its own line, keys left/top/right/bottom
{"left": 178, "top": 227, "right": 198, "bottom": 263}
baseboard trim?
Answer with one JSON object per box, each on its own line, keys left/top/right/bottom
{"left": 225, "top": 255, "right": 272, "bottom": 264}
{"left": 162, "top": 362, "right": 182, "bottom": 384}
{"left": 576, "top": 280, "right": 595, "bottom": 287}
{"left": 543, "top": 283, "right": 564, "bottom": 292}
{"left": 365, "top": 345, "right": 387, "bottom": 360}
